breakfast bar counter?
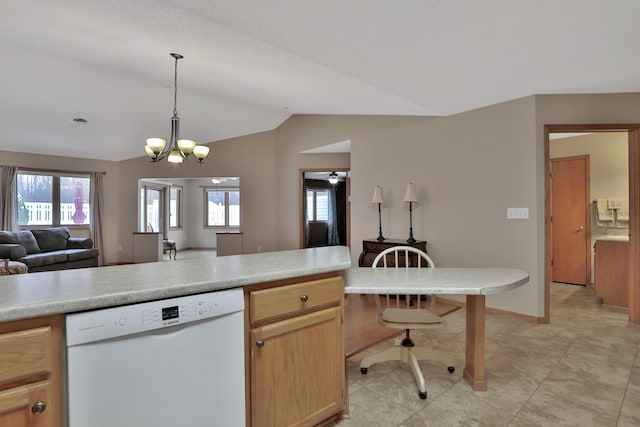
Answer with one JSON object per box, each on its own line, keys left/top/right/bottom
{"left": 345, "top": 266, "right": 530, "bottom": 391}
{"left": 0, "top": 246, "right": 352, "bottom": 322}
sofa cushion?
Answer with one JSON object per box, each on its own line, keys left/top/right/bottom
{"left": 18, "top": 251, "right": 68, "bottom": 268}
{"left": 31, "top": 227, "right": 70, "bottom": 252}
{"left": 0, "top": 243, "right": 27, "bottom": 260}
{"left": 65, "top": 248, "right": 99, "bottom": 262}
{"left": 0, "top": 230, "right": 41, "bottom": 254}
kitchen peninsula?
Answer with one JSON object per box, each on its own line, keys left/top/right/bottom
{"left": 0, "top": 246, "right": 351, "bottom": 427}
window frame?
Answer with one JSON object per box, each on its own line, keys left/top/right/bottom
{"left": 169, "top": 185, "right": 183, "bottom": 230}
{"left": 16, "top": 170, "right": 92, "bottom": 229}
{"left": 203, "top": 187, "right": 240, "bottom": 229}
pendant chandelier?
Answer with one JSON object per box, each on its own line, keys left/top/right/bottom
{"left": 144, "top": 53, "right": 210, "bottom": 164}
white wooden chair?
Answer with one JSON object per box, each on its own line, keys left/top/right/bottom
{"left": 359, "top": 246, "right": 455, "bottom": 399}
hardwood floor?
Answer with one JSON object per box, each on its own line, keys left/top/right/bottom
{"left": 344, "top": 294, "right": 461, "bottom": 357}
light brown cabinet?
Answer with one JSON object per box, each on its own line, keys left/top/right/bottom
{"left": 594, "top": 239, "right": 629, "bottom": 308}
{"left": 245, "top": 274, "right": 345, "bottom": 427}
{"left": 0, "top": 316, "right": 62, "bottom": 427}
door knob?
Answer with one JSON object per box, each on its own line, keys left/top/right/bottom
{"left": 300, "top": 295, "right": 309, "bottom": 302}
{"left": 575, "top": 226, "right": 584, "bottom": 231}
{"left": 256, "top": 340, "right": 265, "bottom": 348}
{"left": 32, "top": 401, "right": 47, "bottom": 415}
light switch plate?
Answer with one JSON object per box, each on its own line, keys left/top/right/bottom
{"left": 507, "top": 207, "right": 529, "bottom": 219}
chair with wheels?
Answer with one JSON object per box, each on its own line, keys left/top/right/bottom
{"left": 359, "top": 246, "right": 455, "bottom": 399}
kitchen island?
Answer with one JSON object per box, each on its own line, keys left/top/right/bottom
{"left": 0, "top": 246, "right": 351, "bottom": 322}
{"left": 0, "top": 246, "right": 351, "bottom": 427}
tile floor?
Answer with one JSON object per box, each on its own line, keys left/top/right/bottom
{"left": 333, "top": 283, "right": 640, "bottom": 427}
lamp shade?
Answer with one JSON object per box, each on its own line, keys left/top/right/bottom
{"left": 402, "top": 183, "right": 418, "bottom": 202}
{"left": 371, "top": 186, "right": 384, "bottom": 204}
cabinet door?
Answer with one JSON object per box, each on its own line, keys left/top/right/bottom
{"left": 0, "top": 316, "right": 62, "bottom": 427}
{"left": 0, "top": 381, "right": 51, "bottom": 427}
{"left": 250, "top": 306, "right": 344, "bottom": 427}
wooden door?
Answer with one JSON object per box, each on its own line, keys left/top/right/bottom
{"left": 551, "top": 156, "right": 590, "bottom": 285}
{"left": 250, "top": 306, "right": 344, "bottom": 427}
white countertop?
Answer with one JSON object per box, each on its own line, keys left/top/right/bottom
{"left": 345, "top": 267, "right": 529, "bottom": 295}
{"left": 0, "top": 246, "right": 352, "bottom": 322}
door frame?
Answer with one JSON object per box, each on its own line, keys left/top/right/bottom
{"left": 544, "top": 124, "right": 640, "bottom": 323}
{"left": 299, "top": 168, "right": 350, "bottom": 250}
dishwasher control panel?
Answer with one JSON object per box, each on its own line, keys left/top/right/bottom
{"left": 66, "top": 288, "right": 244, "bottom": 346}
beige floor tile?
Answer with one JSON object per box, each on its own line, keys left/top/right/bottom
{"left": 618, "top": 388, "right": 640, "bottom": 426}
{"left": 628, "top": 366, "right": 640, "bottom": 393}
{"left": 535, "top": 375, "right": 625, "bottom": 415}
{"left": 332, "top": 386, "right": 414, "bottom": 427}
{"left": 517, "top": 388, "right": 618, "bottom": 427}
{"left": 340, "top": 283, "right": 638, "bottom": 426}
{"left": 399, "top": 387, "right": 514, "bottom": 427}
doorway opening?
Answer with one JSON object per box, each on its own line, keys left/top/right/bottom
{"left": 300, "top": 170, "right": 349, "bottom": 249}
{"left": 545, "top": 126, "right": 639, "bottom": 324}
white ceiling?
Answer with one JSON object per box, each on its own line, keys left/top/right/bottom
{"left": 2, "top": 0, "right": 640, "bottom": 161}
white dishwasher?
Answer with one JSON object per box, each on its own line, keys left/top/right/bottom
{"left": 65, "top": 288, "right": 245, "bottom": 427}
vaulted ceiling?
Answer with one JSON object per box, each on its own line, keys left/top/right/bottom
{"left": 2, "top": 0, "right": 640, "bottom": 161}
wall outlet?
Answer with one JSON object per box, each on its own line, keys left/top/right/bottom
{"left": 507, "top": 207, "right": 529, "bottom": 219}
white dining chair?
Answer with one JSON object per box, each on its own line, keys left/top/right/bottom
{"left": 359, "top": 245, "right": 455, "bottom": 399}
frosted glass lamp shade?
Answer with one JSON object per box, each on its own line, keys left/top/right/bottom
{"left": 145, "top": 138, "right": 167, "bottom": 155}
{"left": 403, "top": 183, "right": 418, "bottom": 202}
{"left": 167, "top": 149, "right": 185, "bottom": 164}
{"left": 177, "top": 139, "right": 197, "bottom": 154}
{"left": 193, "top": 145, "right": 210, "bottom": 161}
{"left": 371, "top": 186, "right": 384, "bottom": 204}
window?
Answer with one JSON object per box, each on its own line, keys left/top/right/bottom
{"left": 17, "top": 172, "right": 91, "bottom": 227}
{"left": 205, "top": 189, "right": 240, "bottom": 228}
{"left": 169, "top": 186, "right": 182, "bottom": 229}
{"left": 306, "top": 189, "right": 329, "bottom": 222}
{"left": 140, "top": 185, "right": 164, "bottom": 233}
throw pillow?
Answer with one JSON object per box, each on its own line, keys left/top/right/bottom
{"left": 31, "top": 227, "right": 70, "bottom": 252}
{"left": 10, "top": 230, "right": 41, "bottom": 254}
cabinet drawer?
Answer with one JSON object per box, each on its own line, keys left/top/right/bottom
{"left": 250, "top": 276, "right": 343, "bottom": 324}
{"left": 0, "top": 326, "right": 52, "bottom": 386}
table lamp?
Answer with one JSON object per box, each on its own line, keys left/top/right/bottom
{"left": 403, "top": 183, "right": 418, "bottom": 243}
{"left": 371, "top": 186, "right": 385, "bottom": 241}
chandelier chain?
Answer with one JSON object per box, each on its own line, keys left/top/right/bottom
{"left": 173, "top": 55, "right": 179, "bottom": 117}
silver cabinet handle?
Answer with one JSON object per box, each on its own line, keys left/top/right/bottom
{"left": 256, "top": 340, "right": 265, "bottom": 348}
{"left": 32, "top": 401, "right": 47, "bottom": 415}
{"left": 575, "top": 226, "right": 584, "bottom": 231}
{"left": 300, "top": 295, "right": 309, "bottom": 302}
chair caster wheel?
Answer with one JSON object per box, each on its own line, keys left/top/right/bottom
{"left": 419, "top": 391, "right": 427, "bottom": 400}
{"left": 448, "top": 366, "right": 455, "bottom": 373}
{"left": 360, "top": 367, "right": 368, "bottom": 375}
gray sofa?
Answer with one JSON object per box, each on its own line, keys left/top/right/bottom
{"left": 0, "top": 227, "right": 98, "bottom": 272}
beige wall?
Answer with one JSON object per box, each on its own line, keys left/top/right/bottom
{"left": 274, "top": 115, "right": 434, "bottom": 251}
{"left": 3, "top": 92, "right": 640, "bottom": 318}
{"left": 550, "top": 132, "right": 628, "bottom": 201}
{"left": 116, "top": 130, "right": 279, "bottom": 262}
{"left": 351, "top": 97, "right": 539, "bottom": 315}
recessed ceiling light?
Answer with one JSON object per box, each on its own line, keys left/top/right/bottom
{"left": 71, "top": 117, "right": 89, "bottom": 125}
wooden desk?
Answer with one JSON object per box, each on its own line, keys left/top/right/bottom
{"left": 344, "top": 267, "right": 529, "bottom": 391}
{"left": 358, "top": 238, "right": 427, "bottom": 267}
